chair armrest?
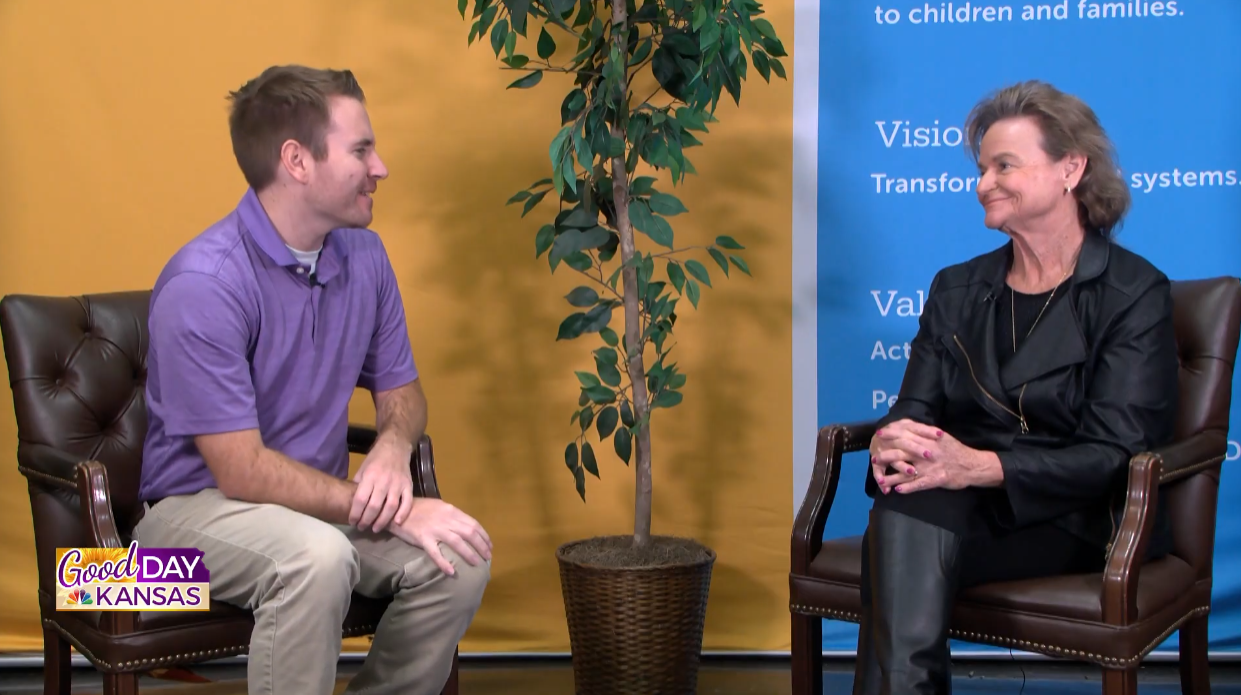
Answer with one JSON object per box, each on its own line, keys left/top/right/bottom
{"left": 16, "top": 442, "right": 81, "bottom": 491}
{"left": 1101, "top": 452, "right": 1160, "bottom": 625}
{"left": 1100, "top": 431, "right": 1227, "bottom": 624}
{"left": 791, "top": 420, "right": 879, "bottom": 574}
{"left": 1156, "top": 431, "right": 1228, "bottom": 485}
{"left": 74, "top": 460, "right": 137, "bottom": 636}
{"left": 347, "top": 425, "right": 442, "bottom": 500}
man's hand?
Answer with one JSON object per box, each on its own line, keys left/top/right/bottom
{"left": 389, "top": 498, "right": 493, "bottom": 576}
{"left": 350, "top": 440, "right": 415, "bottom": 533}
{"left": 870, "top": 419, "right": 1004, "bottom": 494}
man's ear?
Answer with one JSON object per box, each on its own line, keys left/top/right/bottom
{"left": 278, "top": 139, "right": 313, "bottom": 185}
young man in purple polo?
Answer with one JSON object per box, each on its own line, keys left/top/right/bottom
{"left": 133, "top": 65, "right": 491, "bottom": 695}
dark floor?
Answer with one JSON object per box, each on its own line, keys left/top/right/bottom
{"left": 0, "top": 657, "right": 1239, "bottom": 693}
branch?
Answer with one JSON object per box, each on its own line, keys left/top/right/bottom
{"left": 574, "top": 265, "right": 623, "bottom": 300}
{"left": 648, "top": 245, "right": 709, "bottom": 259}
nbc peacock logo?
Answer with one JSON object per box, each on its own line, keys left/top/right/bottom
{"left": 65, "top": 589, "right": 93, "bottom": 606}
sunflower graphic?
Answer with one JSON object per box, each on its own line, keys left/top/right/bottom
{"left": 60, "top": 548, "right": 132, "bottom": 583}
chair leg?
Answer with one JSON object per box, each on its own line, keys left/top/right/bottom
{"left": 1102, "top": 667, "right": 1137, "bottom": 695}
{"left": 42, "top": 624, "right": 71, "bottom": 695}
{"left": 791, "top": 612, "right": 823, "bottom": 695}
{"left": 1179, "top": 613, "right": 1211, "bottom": 694}
{"left": 438, "top": 648, "right": 459, "bottom": 695}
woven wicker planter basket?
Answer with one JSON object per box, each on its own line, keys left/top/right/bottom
{"left": 556, "top": 535, "right": 716, "bottom": 695}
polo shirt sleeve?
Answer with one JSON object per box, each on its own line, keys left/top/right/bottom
{"left": 357, "top": 246, "right": 419, "bottom": 393}
{"left": 149, "top": 273, "right": 260, "bottom": 437}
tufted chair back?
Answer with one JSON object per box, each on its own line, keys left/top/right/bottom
{"left": 1165, "top": 278, "right": 1241, "bottom": 581}
{"left": 1, "top": 291, "right": 150, "bottom": 545}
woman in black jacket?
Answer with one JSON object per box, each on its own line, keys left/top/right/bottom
{"left": 855, "top": 81, "right": 1181, "bottom": 694}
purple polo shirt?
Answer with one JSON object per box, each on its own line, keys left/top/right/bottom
{"left": 138, "top": 189, "right": 418, "bottom": 502}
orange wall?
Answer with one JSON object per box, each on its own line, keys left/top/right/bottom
{"left": 0, "top": 0, "right": 794, "bottom": 653}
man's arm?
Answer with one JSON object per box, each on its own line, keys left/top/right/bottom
{"left": 196, "top": 430, "right": 359, "bottom": 524}
{"left": 372, "top": 378, "right": 428, "bottom": 460}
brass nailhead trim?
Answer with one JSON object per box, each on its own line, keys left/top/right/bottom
{"left": 43, "top": 619, "right": 249, "bottom": 673}
{"left": 790, "top": 603, "right": 1210, "bottom": 668}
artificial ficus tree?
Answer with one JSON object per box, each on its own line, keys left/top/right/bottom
{"left": 459, "top": 0, "right": 786, "bottom": 548}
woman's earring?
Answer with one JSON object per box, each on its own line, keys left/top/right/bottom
{"left": 1065, "top": 182, "right": 1072, "bottom": 194}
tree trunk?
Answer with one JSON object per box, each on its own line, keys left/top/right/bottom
{"left": 608, "top": 0, "right": 652, "bottom": 548}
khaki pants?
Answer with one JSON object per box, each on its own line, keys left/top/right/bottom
{"left": 132, "top": 488, "right": 489, "bottom": 695}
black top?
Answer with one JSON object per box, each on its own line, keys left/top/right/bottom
{"left": 996, "top": 283, "right": 1069, "bottom": 367}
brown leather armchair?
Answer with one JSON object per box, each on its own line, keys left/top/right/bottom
{"left": 0, "top": 290, "right": 460, "bottom": 695}
{"left": 790, "top": 277, "right": 1241, "bottom": 695}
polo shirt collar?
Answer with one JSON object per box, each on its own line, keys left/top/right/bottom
{"left": 236, "top": 188, "right": 349, "bottom": 284}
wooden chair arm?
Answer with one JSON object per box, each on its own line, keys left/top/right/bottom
{"left": 1101, "top": 431, "right": 1228, "bottom": 625}
{"left": 348, "top": 425, "right": 442, "bottom": 500}
{"left": 791, "top": 420, "right": 879, "bottom": 575}
{"left": 74, "top": 460, "right": 136, "bottom": 636}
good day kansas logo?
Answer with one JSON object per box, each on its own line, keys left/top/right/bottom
{"left": 55, "top": 542, "right": 210, "bottom": 611}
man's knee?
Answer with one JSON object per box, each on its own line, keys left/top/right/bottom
{"left": 438, "top": 547, "right": 490, "bottom": 611}
{"left": 283, "top": 526, "right": 361, "bottom": 599}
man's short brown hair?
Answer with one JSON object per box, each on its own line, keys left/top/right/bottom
{"left": 227, "top": 65, "right": 366, "bottom": 191}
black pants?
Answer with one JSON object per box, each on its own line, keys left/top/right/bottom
{"left": 861, "top": 486, "right": 1106, "bottom": 593}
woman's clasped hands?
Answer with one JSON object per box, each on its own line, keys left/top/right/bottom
{"left": 869, "top": 419, "right": 1003, "bottom": 494}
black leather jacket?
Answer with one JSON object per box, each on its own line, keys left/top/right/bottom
{"left": 873, "top": 230, "right": 1180, "bottom": 557}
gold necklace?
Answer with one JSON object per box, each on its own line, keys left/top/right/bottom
{"left": 1010, "top": 266, "right": 1070, "bottom": 353}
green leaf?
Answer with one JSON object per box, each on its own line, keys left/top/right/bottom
{"left": 507, "top": 70, "right": 544, "bottom": 89}
{"left": 557, "top": 313, "right": 586, "bottom": 340}
{"left": 565, "top": 442, "right": 578, "bottom": 471}
{"left": 578, "top": 390, "right": 589, "bottom": 406}
{"left": 575, "top": 371, "right": 601, "bottom": 388}
{"left": 537, "top": 27, "right": 557, "bottom": 59}
{"left": 574, "top": 462, "right": 586, "bottom": 501}
{"left": 580, "top": 303, "right": 613, "bottom": 333}
{"left": 507, "top": 0, "right": 531, "bottom": 34}
{"left": 653, "top": 390, "right": 683, "bottom": 408}
{"left": 770, "top": 57, "right": 786, "bottom": 80}
{"left": 521, "top": 190, "right": 548, "bottom": 217}
{"left": 564, "top": 252, "right": 593, "bottom": 271}
{"left": 614, "top": 427, "right": 632, "bottom": 464}
{"left": 620, "top": 400, "right": 635, "bottom": 427}
{"left": 561, "top": 154, "right": 577, "bottom": 195}
{"left": 628, "top": 37, "right": 653, "bottom": 66}
{"left": 667, "top": 261, "right": 686, "bottom": 294}
{"left": 551, "top": 227, "right": 610, "bottom": 261}
{"left": 490, "top": 18, "right": 509, "bottom": 56}
{"left": 596, "top": 406, "right": 619, "bottom": 439}
{"left": 562, "top": 207, "right": 598, "bottom": 228}
{"left": 752, "top": 49, "right": 771, "bottom": 82}
{"left": 506, "top": 190, "right": 531, "bottom": 204}
{"left": 595, "top": 346, "right": 618, "bottom": 364}
{"left": 535, "top": 225, "right": 556, "bottom": 258}
{"left": 561, "top": 89, "right": 587, "bottom": 124}
{"left": 549, "top": 126, "right": 572, "bottom": 171}
{"left": 629, "top": 201, "right": 674, "bottom": 248}
{"left": 692, "top": 4, "right": 708, "bottom": 30}
{"left": 631, "top": 176, "right": 658, "bottom": 196}
{"left": 685, "top": 259, "right": 713, "bottom": 288}
{"left": 729, "top": 254, "right": 752, "bottom": 276}
{"left": 565, "top": 286, "right": 599, "bottom": 307}
{"left": 648, "top": 192, "right": 688, "bottom": 216}
{"left": 600, "top": 327, "right": 619, "bottom": 346}
{"left": 579, "top": 407, "right": 594, "bottom": 431}
{"left": 708, "top": 247, "right": 730, "bottom": 276}
{"left": 502, "top": 54, "right": 530, "bottom": 68}
{"left": 753, "top": 18, "right": 779, "bottom": 41}
{"left": 458, "top": 0, "right": 468, "bottom": 18}
{"left": 585, "top": 385, "right": 616, "bottom": 404}
{"left": 675, "top": 107, "right": 709, "bottom": 132}
{"left": 582, "top": 442, "right": 599, "bottom": 477}
{"left": 761, "top": 35, "right": 787, "bottom": 58}
{"left": 608, "top": 137, "right": 626, "bottom": 158}
{"left": 714, "top": 235, "right": 744, "bottom": 249}
{"left": 596, "top": 358, "right": 622, "bottom": 387}
{"left": 686, "top": 278, "right": 701, "bottom": 308}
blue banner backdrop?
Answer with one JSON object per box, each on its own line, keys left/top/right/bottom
{"left": 793, "top": 0, "right": 1241, "bottom": 654}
